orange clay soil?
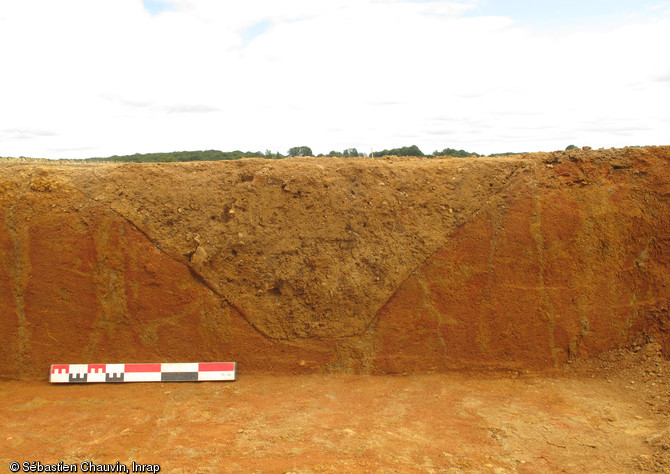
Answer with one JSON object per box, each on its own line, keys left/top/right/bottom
{"left": 1, "top": 346, "right": 669, "bottom": 472}
{"left": 0, "top": 147, "right": 668, "bottom": 377}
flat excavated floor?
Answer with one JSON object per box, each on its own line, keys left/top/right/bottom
{"left": 2, "top": 355, "right": 669, "bottom": 473}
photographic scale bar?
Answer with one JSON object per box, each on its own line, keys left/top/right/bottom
{"left": 50, "top": 362, "right": 236, "bottom": 383}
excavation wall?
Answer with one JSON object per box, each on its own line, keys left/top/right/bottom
{"left": 1, "top": 147, "right": 668, "bottom": 379}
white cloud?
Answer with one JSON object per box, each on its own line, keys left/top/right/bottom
{"left": 0, "top": 0, "right": 668, "bottom": 158}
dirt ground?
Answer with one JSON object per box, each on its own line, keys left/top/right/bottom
{"left": 2, "top": 347, "right": 668, "bottom": 473}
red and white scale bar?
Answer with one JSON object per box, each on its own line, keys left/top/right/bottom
{"left": 50, "top": 362, "right": 236, "bottom": 383}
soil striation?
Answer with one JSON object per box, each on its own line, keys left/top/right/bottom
{"left": 0, "top": 146, "right": 668, "bottom": 379}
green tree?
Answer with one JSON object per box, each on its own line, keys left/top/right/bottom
{"left": 432, "top": 148, "right": 479, "bottom": 158}
{"left": 372, "top": 145, "right": 424, "bottom": 158}
{"left": 287, "top": 146, "right": 313, "bottom": 157}
{"left": 565, "top": 144, "right": 578, "bottom": 151}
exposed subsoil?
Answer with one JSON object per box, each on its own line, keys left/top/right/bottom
{"left": 1, "top": 346, "right": 669, "bottom": 472}
{"left": 1, "top": 147, "right": 669, "bottom": 471}
{"left": 1, "top": 147, "right": 668, "bottom": 378}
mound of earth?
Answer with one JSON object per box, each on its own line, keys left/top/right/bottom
{"left": 0, "top": 146, "right": 668, "bottom": 379}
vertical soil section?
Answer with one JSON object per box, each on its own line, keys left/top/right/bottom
{"left": 372, "top": 147, "right": 670, "bottom": 372}
{"left": 0, "top": 147, "right": 668, "bottom": 379}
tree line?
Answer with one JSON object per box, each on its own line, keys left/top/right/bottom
{"left": 280, "top": 145, "right": 480, "bottom": 158}
{"left": 84, "top": 145, "right": 486, "bottom": 163}
{"left": 85, "top": 149, "right": 267, "bottom": 163}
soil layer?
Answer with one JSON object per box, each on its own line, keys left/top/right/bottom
{"left": 0, "top": 147, "right": 668, "bottom": 379}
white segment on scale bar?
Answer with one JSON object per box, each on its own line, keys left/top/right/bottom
{"left": 198, "top": 371, "right": 236, "bottom": 381}
{"left": 162, "top": 362, "right": 199, "bottom": 372}
{"left": 123, "top": 372, "right": 162, "bottom": 382}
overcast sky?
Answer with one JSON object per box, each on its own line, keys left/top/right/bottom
{"left": 1, "top": 0, "right": 669, "bottom": 158}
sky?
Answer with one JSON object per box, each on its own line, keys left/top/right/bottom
{"left": 1, "top": 0, "right": 669, "bottom": 158}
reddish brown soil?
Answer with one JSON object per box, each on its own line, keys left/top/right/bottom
{"left": 1, "top": 345, "right": 669, "bottom": 472}
{"left": 1, "top": 147, "right": 668, "bottom": 378}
